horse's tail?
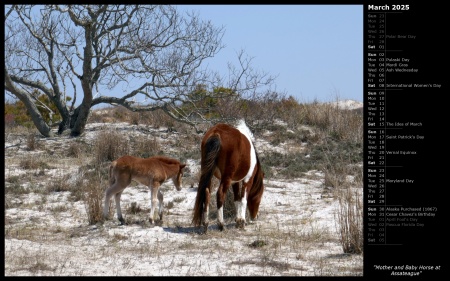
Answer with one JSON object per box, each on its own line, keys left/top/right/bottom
{"left": 192, "top": 133, "right": 221, "bottom": 226}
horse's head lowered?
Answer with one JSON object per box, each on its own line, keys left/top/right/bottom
{"left": 192, "top": 120, "right": 264, "bottom": 232}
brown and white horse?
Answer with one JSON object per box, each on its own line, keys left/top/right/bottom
{"left": 103, "top": 155, "right": 186, "bottom": 225}
{"left": 192, "top": 120, "right": 264, "bottom": 232}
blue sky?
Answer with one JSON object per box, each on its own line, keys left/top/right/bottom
{"left": 5, "top": 4, "right": 363, "bottom": 105}
{"left": 177, "top": 4, "right": 363, "bottom": 103}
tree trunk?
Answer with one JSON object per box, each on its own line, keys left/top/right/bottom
{"left": 69, "top": 23, "right": 95, "bottom": 137}
{"left": 21, "top": 97, "right": 54, "bottom": 137}
{"left": 70, "top": 100, "right": 91, "bottom": 137}
{"left": 57, "top": 113, "right": 71, "bottom": 135}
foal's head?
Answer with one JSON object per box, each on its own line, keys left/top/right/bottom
{"left": 173, "top": 163, "right": 186, "bottom": 191}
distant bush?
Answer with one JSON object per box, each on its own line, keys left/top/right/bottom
{"left": 4, "top": 101, "right": 35, "bottom": 128}
{"left": 4, "top": 92, "right": 71, "bottom": 128}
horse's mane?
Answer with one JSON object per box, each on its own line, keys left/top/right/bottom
{"left": 153, "top": 156, "right": 180, "bottom": 165}
{"left": 235, "top": 119, "right": 255, "bottom": 142}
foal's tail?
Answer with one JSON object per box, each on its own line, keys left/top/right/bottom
{"left": 109, "top": 161, "right": 117, "bottom": 186}
{"left": 192, "top": 134, "right": 221, "bottom": 226}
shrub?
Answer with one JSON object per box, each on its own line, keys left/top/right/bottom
{"left": 93, "top": 129, "right": 130, "bottom": 166}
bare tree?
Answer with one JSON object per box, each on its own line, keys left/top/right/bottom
{"left": 4, "top": 5, "right": 276, "bottom": 137}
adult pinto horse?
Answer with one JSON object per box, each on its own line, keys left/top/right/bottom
{"left": 192, "top": 120, "right": 264, "bottom": 232}
{"left": 103, "top": 155, "right": 186, "bottom": 225}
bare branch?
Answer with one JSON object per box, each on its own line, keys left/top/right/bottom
{"left": 5, "top": 5, "right": 276, "bottom": 137}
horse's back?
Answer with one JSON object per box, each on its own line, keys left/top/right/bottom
{"left": 203, "top": 123, "right": 249, "bottom": 153}
{"left": 114, "top": 155, "right": 179, "bottom": 167}
{"left": 202, "top": 123, "right": 252, "bottom": 181}
{"left": 112, "top": 155, "right": 160, "bottom": 176}
{"left": 110, "top": 155, "right": 179, "bottom": 186}
{"left": 151, "top": 156, "right": 181, "bottom": 166}
{"left": 204, "top": 123, "right": 238, "bottom": 138}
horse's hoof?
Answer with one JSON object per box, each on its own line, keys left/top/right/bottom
{"left": 218, "top": 223, "right": 224, "bottom": 231}
{"left": 235, "top": 219, "right": 245, "bottom": 229}
{"left": 203, "top": 225, "right": 208, "bottom": 234}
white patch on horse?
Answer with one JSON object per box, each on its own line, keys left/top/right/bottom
{"left": 218, "top": 205, "right": 224, "bottom": 225}
{"left": 203, "top": 204, "right": 210, "bottom": 224}
{"left": 234, "top": 190, "right": 248, "bottom": 221}
{"left": 235, "top": 120, "right": 257, "bottom": 183}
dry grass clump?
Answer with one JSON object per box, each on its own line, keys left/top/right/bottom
{"left": 319, "top": 138, "right": 363, "bottom": 255}
{"left": 299, "top": 101, "right": 362, "bottom": 143}
{"left": 93, "top": 129, "right": 130, "bottom": 166}
{"left": 26, "top": 132, "right": 39, "bottom": 151}
{"left": 46, "top": 174, "right": 73, "bottom": 193}
{"left": 77, "top": 168, "right": 107, "bottom": 225}
{"left": 130, "top": 135, "right": 161, "bottom": 158}
{"left": 335, "top": 186, "right": 363, "bottom": 254}
{"left": 19, "top": 157, "right": 51, "bottom": 170}
{"left": 66, "top": 141, "right": 86, "bottom": 158}
{"left": 127, "top": 202, "right": 143, "bottom": 215}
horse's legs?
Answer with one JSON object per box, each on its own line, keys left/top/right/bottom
{"left": 233, "top": 181, "right": 249, "bottom": 229}
{"left": 216, "top": 178, "right": 232, "bottom": 231}
{"left": 149, "top": 182, "right": 160, "bottom": 224}
{"left": 157, "top": 188, "right": 164, "bottom": 221}
{"left": 114, "top": 191, "right": 125, "bottom": 225}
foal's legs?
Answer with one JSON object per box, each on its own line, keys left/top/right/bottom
{"left": 104, "top": 182, "right": 126, "bottom": 223}
{"left": 114, "top": 191, "right": 125, "bottom": 225}
{"left": 148, "top": 182, "right": 161, "bottom": 224}
{"left": 157, "top": 188, "right": 164, "bottom": 221}
{"left": 104, "top": 171, "right": 131, "bottom": 224}
{"left": 103, "top": 187, "right": 115, "bottom": 220}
